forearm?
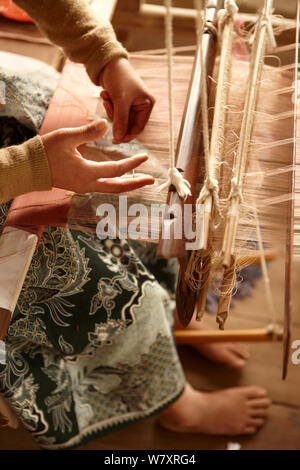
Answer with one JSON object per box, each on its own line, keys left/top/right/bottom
{"left": 0, "top": 136, "right": 52, "bottom": 203}
{"left": 14, "top": 0, "right": 128, "bottom": 84}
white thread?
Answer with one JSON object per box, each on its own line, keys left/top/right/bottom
{"left": 249, "top": 11, "right": 277, "bottom": 50}
{"left": 160, "top": 0, "right": 192, "bottom": 200}
{"left": 263, "top": 16, "right": 277, "bottom": 50}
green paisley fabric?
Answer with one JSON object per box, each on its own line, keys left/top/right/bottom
{"left": 0, "top": 65, "right": 185, "bottom": 449}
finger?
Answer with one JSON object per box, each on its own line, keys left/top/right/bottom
{"left": 63, "top": 120, "right": 108, "bottom": 147}
{"left": 127, "top": 103, "right": 153, "bottom": 137}
{"left": 103, "top": 100, "right": 114, "bottom": 121}
{"left": 113, "top": 98, "right": 130, "bottom": 143}
{"left": 132, "top": 97, "right": 154, "bottom": 112}
{"left": 91, "top": 175, "right": 155, "bottom": 193}
{"left": 113, "top": 134, "right": 137, "bottom": 144}
{"left": 100, "top": 90, "right": 110, "bottom": 100}
{"left": 116, "top": 100, "right": 154, "bottom": 143}
{"left": 113, "top": 108, "right": 136, "bottom": 144}
{"left": 87, "top": 154, "right": 150, "bottom": 179}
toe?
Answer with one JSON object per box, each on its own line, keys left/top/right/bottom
{"left": 250, "top": 397, "right": 272, "bottom": 409}
{"left": 231, "top": 357, "right": 247, "bottom": 369}
{"left": 219, "top": 348, "right": 247, "bottom": 369}
{"left": 248, "top": 417, "right": 265, "bottom": 428}
{"left": 245, "top": 386, "right": 268, "bottom": 399}
{"left": 243, "top": 425, "right": 258, "bottom": 435}
{"left": 228, "top": 344, "right": 250, "bottom": 360}
{"left": 249, "top": 408, "right": 269, "bottom": 419}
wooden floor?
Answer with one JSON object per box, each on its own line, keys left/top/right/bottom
{"left": 0, "top": 5, "right": 300, "bottom": 451}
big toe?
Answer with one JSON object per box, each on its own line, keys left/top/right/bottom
{"left": 224, "top": 352, "right": 247, "bottom": 369}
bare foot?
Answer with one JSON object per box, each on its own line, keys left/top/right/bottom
{"left": 159, "top": 383, "right": 271, "bottom": 436}
{"left": 194, "top": 342, "right": 249, "bottom": 370}
{"left": 175, "top": 313, "right": 249, "bottom": 370}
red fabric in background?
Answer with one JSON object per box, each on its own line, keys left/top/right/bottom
{"left": 0, "top": 1, "right": 33, "bottom": 23}
{"left": 4, "top": 189, "right": 73, "bottom": 238}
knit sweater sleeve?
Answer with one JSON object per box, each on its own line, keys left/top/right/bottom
{"left": 0, "top": 136, "right": 52, "bottom": 204}
{"left": 14, "top": 0, "right": 129, "bottom": 85}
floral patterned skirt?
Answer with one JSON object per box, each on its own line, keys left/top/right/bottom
{"left": 0, "top": 66, "right": 185, "bottom": 449}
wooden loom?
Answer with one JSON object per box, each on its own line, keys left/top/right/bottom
{"left": 0, "top": 0, "right": 299, "bottom": 382}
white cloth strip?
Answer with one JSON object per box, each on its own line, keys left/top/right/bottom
{"left": 0, "top": 227, "right": 38, "bottom": 313}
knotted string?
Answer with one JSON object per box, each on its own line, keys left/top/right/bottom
{"left": 159, "top": 0, "right": 192, "bottom": 200}
{"left": 222, "top": 0, "right": 275, "bottom": 269}
{"left": 195, "top": 0, "right": 238, "bottom": 229}
{"left": 217, "top": 0, "right": 239, "bottom": 36}
{"left": 248, "top": 8, "right": 277, "bottom": 50}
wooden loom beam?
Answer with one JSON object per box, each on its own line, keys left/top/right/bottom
{"left": 282, "top": 0, "right": 300, "bottom": 380}
{"left": 112, "top": 3, "right": 295, "bottom": 41}
{"left": 156, "top": 0, "right": 219, "bottom": 259}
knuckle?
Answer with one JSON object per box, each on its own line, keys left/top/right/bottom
{"left": 81, "top": 125, "right": 94, "bottom": 139}
{"left": 54, "top": 128, "right": 68, "bottom": 140}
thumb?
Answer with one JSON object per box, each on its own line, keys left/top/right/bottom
{"left": 113, "top": 99, "right": 130, "bottom": 142}
{"left": 64, "top": 119, "right": 108, "bottom": 147}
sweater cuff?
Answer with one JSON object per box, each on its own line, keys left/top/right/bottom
{"left": 85, "top": 34, "right": 129, "bottom": 85}
{"left": 0, "top": 135, "right": 52, "bottom": 203}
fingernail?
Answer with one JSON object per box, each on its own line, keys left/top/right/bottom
{"left": 96, "top": 119, "right": 108, "bottom": 126}
{"left": 92, "top": 119, "right": 107, "bottom": 129}
{"left": 136, "top": 153, "right": 148, "bottom": 160}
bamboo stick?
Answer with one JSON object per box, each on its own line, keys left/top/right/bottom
{"left": 174, "top": 327, "right": 283, "bottom": 344}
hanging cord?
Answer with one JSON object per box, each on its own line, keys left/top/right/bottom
{"left": 254, "top": 207, "right": 283, "bottom": 340}
{"left": 196, "top": 0, "right": 238, "bottom": 239}
{"left": 248, "top": 8, "right": 277, "bottom": 50}
{"left": 159, "top": 0, "right": 192, "bottom": 200}
{"left": 184, "top": 0, "right": 238, "bottom": 309}
{"left": 222, "top": 0, "right": 276, "bottom": 268}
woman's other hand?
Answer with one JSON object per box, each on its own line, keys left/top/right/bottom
{"left": 99, "top": 57, "right": 155, "bottom": 144}
{"left": 42, "top": 120, "right": 154, "bottom": 193}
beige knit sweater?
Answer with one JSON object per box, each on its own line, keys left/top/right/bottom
{"left": 0, "top": 0, "right": 128, "bottom": 203}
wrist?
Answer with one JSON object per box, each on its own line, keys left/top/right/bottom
{"left": 98, "top": 56, "right": 129, "bottom": 87}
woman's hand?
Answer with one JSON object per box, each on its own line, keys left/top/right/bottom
{"left": 42, "top": 119, "right": 155, "bottom": 194}
{"left": 99, "top": 57, "right": 155, "bottom": 144}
